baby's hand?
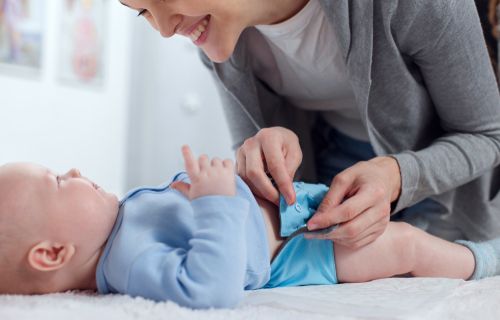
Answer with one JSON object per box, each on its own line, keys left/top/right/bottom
{"left": 171, "top": 145, "right": 236, "bottom": 200}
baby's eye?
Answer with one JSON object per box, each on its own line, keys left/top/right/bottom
{"left": 137, "top": 9, "right": 148, "bottom": 17}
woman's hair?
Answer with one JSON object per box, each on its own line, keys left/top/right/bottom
{"left": 485, "top": 44, "right": 499, "bottom": 82}
{"left": 479, "top": 0, "right": 499, "bottom": 82}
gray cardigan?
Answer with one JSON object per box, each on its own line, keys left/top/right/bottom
{"left": 200, "top": 0, "right": 500, "bottom": 241}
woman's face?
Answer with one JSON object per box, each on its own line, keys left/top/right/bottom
{"left": 119, "top": 0, "right": 250, "bottom": 63}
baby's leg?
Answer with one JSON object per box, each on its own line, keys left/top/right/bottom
{"left": 334, "top": 222, "right": 475, "bottom": 283}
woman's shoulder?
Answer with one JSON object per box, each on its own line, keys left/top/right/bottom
{"left": 321, "top": 0, "right": 472, "bottom": 39}
{"left": 370, "top": 0, "right": 479, "bottom": 51}
{"left": 373, "top": 0, "right": 461, "bottom": 17}
{"left": 372, "top": 0, "right": 468, "bottom": 27}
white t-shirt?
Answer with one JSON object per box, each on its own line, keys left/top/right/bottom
{"left": 253, "top": 0, "right": 368, "bottom": 141}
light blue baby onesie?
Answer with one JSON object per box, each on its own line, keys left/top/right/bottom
{"left": 96, "top": 175, "right": 337, "bottom": 308}
{"left": 95, "top": 172, "right": 271, "bottom": 309}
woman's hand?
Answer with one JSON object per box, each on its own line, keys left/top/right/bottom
{"left": 305, "top": 157, "right": 402, "bottom": 248}
{"left": 171, "top": 145, "right": 236, "bottom": 200}
{"left": 236, "top": 127, "right": 303, "bottom": 206}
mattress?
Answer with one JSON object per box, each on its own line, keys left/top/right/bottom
{"left": 1, "top": 277, "right": 499, "bottom": 319}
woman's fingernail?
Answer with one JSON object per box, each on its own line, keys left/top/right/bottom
{"left": 308, "top": 223, "right": 318, "bottom": 230}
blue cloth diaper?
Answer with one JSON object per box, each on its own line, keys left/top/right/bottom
{"left": 265, "top": 182, "right": 338, "bottom": 288}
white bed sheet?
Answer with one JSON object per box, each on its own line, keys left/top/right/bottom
{"left": 1, "top": 277, "right": 499, "bottom": 320}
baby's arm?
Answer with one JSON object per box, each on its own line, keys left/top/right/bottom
{"left": 333, "top": 222, "right": 475, "bottom": 282}
{"left": 130, "top": 146, "right": 248, "bottom": 308}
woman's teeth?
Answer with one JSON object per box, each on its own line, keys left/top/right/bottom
{"left": 189, "top": 19, "right": 208, "bottom": 42}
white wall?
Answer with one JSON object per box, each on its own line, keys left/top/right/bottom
{"left": 0, "top": 1, "right": 234, "bottom": 196}
{"left": 0, "top": 1, "right": 132, "bottom": 196}
{"left": 124, "top": 20, "right": 233, "bottom": 189}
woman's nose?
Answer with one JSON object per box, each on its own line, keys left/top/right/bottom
{"left": 158, "top": 23, "right": 176, "bottom": 38}
{"left": 157, "top": 14, "right": 182, "bottom": 38}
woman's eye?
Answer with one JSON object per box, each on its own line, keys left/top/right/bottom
{"left": 137, "top": 9, "right": 148, "bottom": 17}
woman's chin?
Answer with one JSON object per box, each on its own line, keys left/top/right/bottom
{"left": 202, "top": 36, "right": 239, "bottom": 63}
{"left": 204, "top": 47, "right": 233, "bottom": 63}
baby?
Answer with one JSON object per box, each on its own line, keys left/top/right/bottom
{"left": 0, "top": 146, "right": 498, "bottom": 309}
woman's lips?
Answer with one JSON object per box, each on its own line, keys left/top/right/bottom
{"left": 187, "top": 15, "right": 210, "bottom": 45}
{"left": 183, "top": 15, "right": 210, "bottom": 36}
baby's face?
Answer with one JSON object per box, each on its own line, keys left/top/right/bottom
{"left": 0, "top": 163, "right": 119, "bottom": 259}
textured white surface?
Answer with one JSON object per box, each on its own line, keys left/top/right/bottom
{"left": 1, "top": 277, "right": 499, "bottom": 320}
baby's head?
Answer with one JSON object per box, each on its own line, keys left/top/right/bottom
{"left": 0, "top": 163, "right": 119, "bottom": 295}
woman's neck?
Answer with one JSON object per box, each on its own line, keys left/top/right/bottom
{"left": 250, "top": 0, "right": 310, "bottom": 26}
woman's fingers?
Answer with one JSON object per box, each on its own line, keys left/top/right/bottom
{"left": 242, "top": 139, "right": 279, "bottom": 204}
{"left": 306, "top": 203, "right": 389, "bottom": 248}
{"left": 307, "top": 173, "right": 356, "bottom": 230}
{"left": 335, "top": 230, "right": 384, "bottom": 249}
{"left": 261, "top": 135, "right": 296, "bottom": 205}
{"left": 334, "top": 220, "right": 387, "bottom": 248}
{"left": 244, "top": 177, "right": 268, "bottom": 202}
{"left": 319, "top": 172, "right": 355, "bottom": 211}
{"left": 235, "top": 127, "right": 303, "bottom": 205}
{"left": 305, "top": 160, "right": 394, "bottom": 248}
{"left": 236, "top": 147, "right": 247, "bottom": 176}
{"left": 284, "top": 144, "right": 303, "bottom": 178}
{"left": 316, "top": 184, "right": 380, "bottom": 228}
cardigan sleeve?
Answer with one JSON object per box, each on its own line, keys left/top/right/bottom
{"left": 390, "top": 0, "right": 500, "bottom": 212}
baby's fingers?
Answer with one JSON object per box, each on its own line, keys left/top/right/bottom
{"left": 171, "top": 181, "right": 191, "bottom": 198}
{"left": 181, "top": 145, "right": 199, "bottom": 176}
{"left": 199, "top": 154, "right": 210, "bottom": 171}
{"left": 211, "top": 157, "right": 223, "bottom": 167}
{"left": 223, "top": 159, "right": 234, "bottom": 170}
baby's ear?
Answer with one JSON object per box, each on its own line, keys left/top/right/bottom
{"left": 27, "top": 241, "right": 75, "bottom": 272}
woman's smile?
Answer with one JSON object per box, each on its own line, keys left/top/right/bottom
{"left": 182, "top": 15, "right": 211, "bottom": 45}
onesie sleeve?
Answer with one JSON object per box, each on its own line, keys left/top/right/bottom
{"left": 126, "top": 195, "right": 250, "bottom": 309}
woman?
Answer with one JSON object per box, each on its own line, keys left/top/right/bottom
{"left": 119, "top": 0, "right": 500, "bottom": 248}
{"left": 474, "top": 0, "right": 498, "bottom": 69}
{"left": 488, "top": 0, "right": 499, "bottom": 40}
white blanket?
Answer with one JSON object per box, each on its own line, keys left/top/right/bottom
{"left": 1, "top": 277, "right": 499, "bottom": 320}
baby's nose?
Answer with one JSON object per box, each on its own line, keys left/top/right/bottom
{"left": 67, "top": 168, "right": 81, "bottom": 178}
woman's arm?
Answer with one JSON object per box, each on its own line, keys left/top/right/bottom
{"left": 299, "top": 0, "right": 500, "bottom": 247}
{"left": 388, "top": 0, "right": 500, "bottom": 212}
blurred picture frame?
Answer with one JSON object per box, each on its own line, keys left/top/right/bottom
{"left": 0, "top": 0, "right": 44, "bottom": 77}
{"left": 58, "top": 0, "right": 107, "bottom": 88}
